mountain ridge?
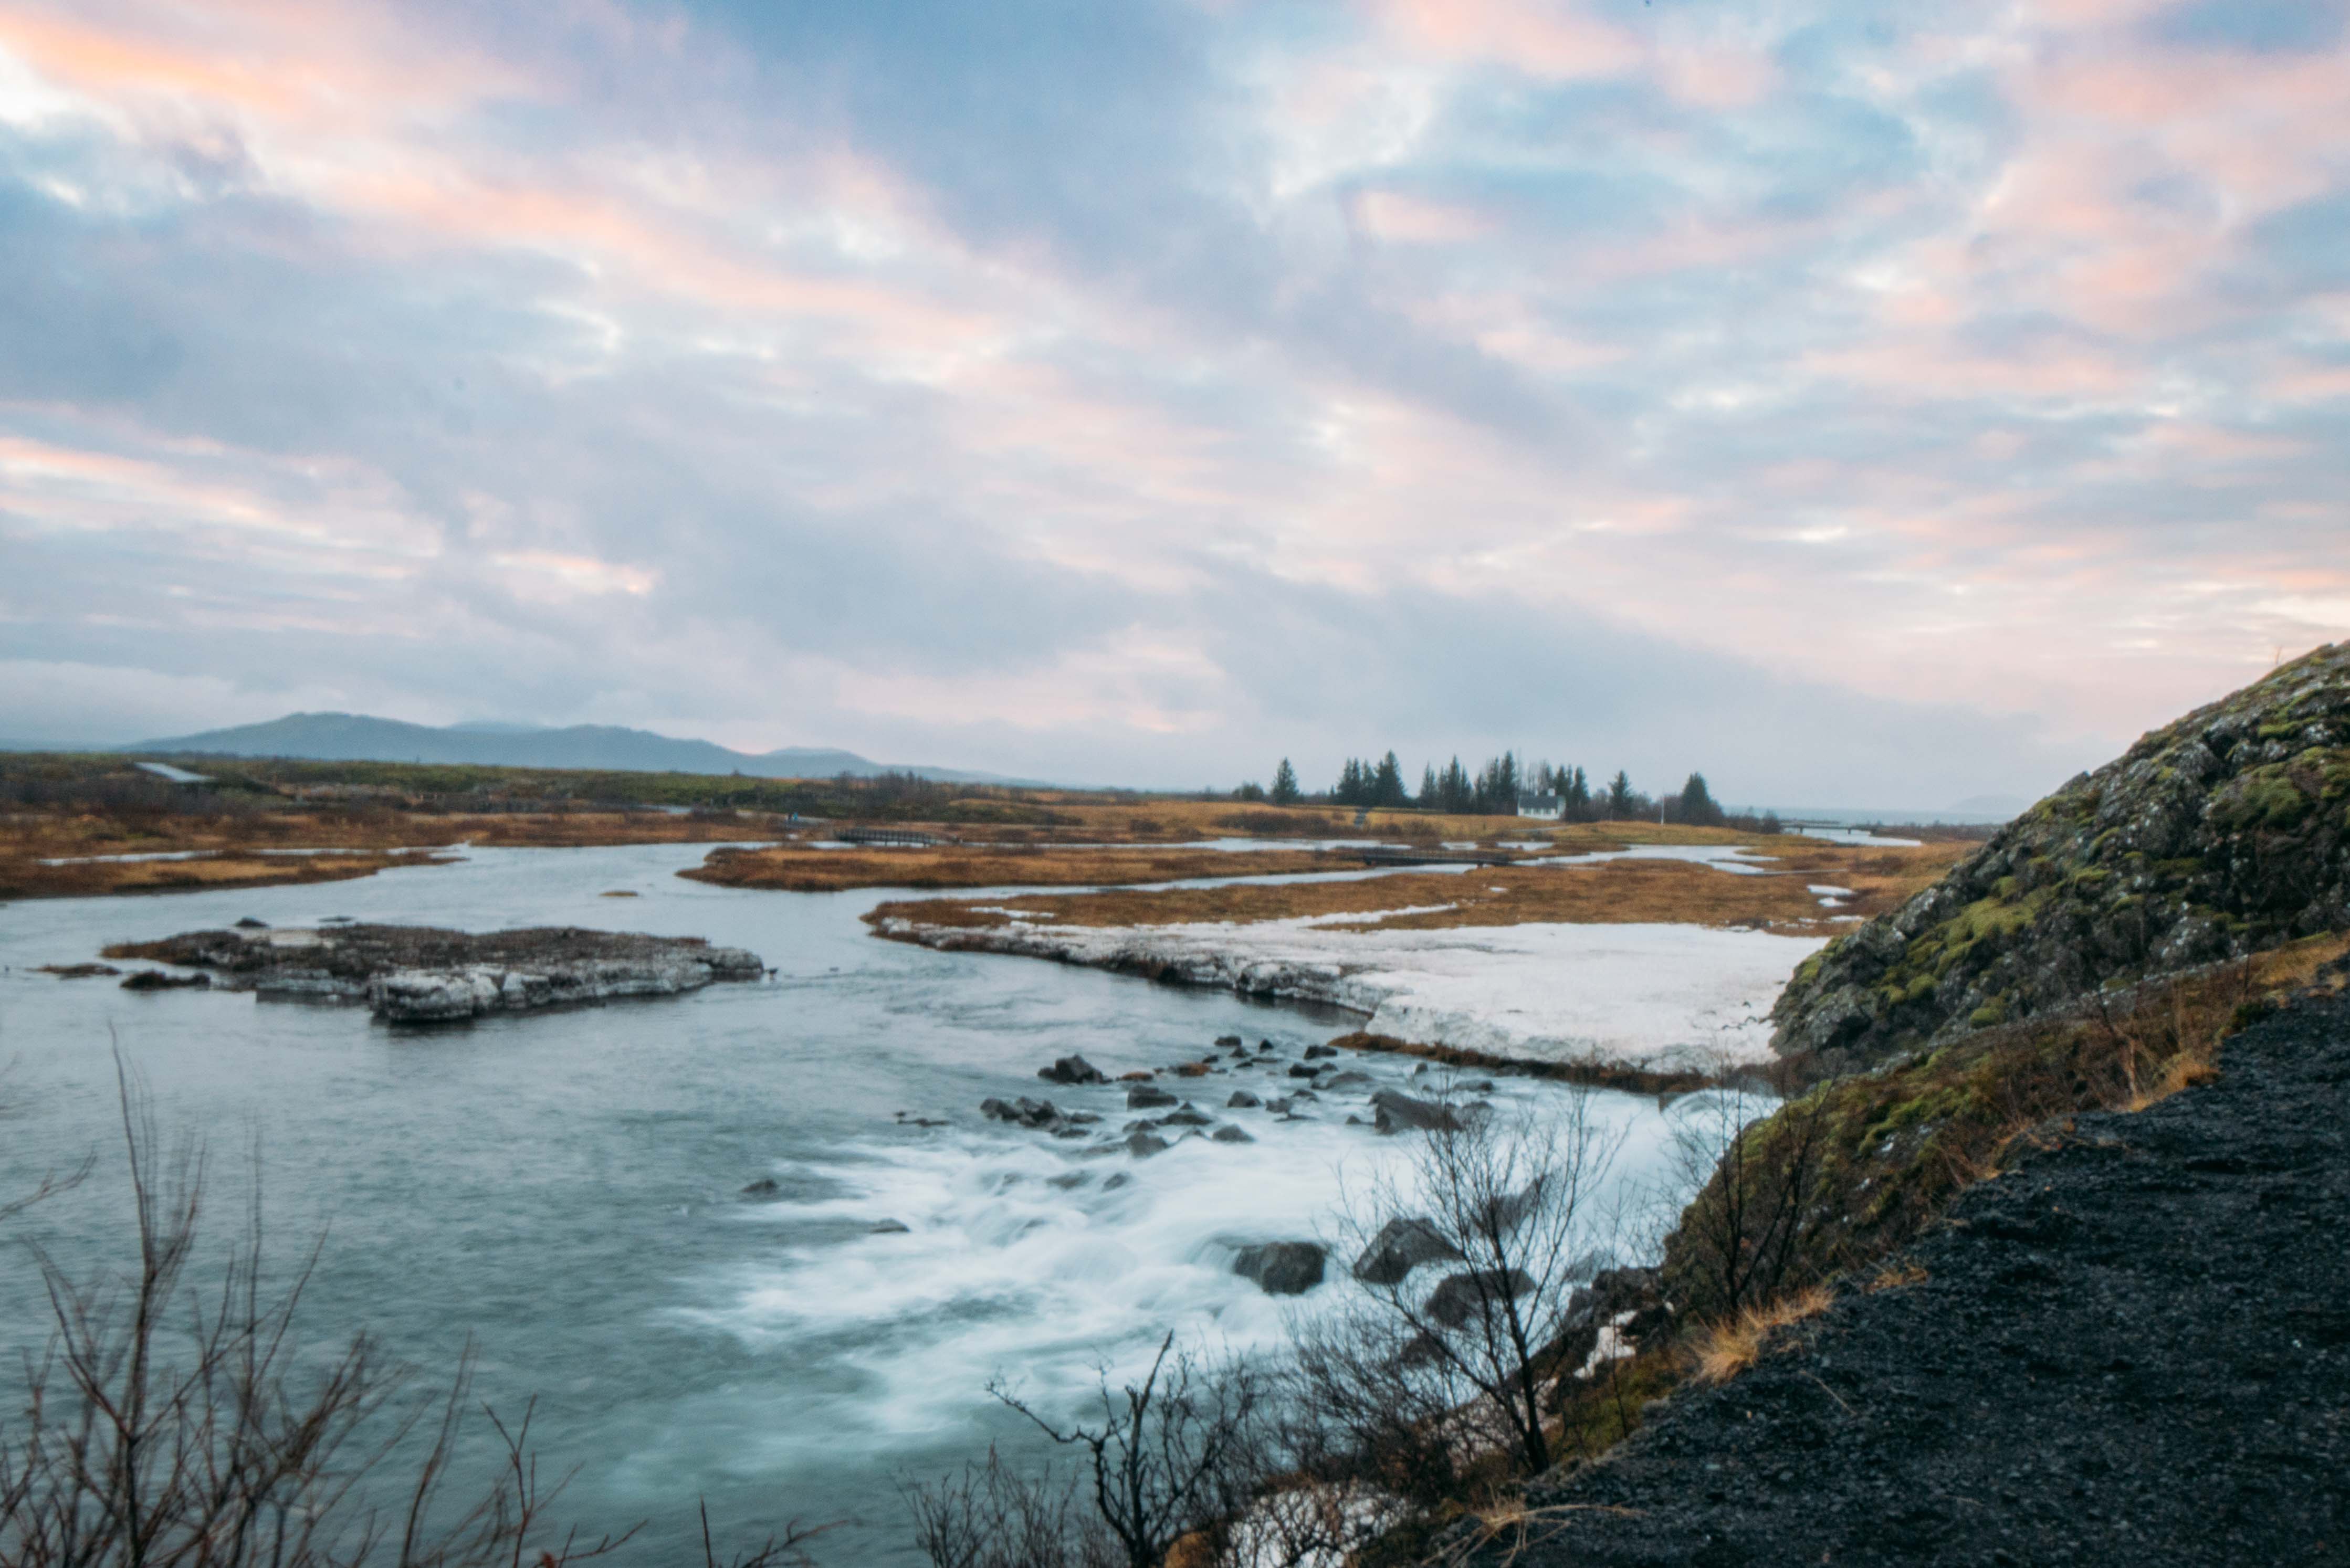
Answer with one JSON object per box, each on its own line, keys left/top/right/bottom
{"left": 122, "top": 711, "right": 1041, "bottom": 785}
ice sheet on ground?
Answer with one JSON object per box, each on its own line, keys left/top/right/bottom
{"left": 887, "top": 914, "right": 1826, "bottom": 1069}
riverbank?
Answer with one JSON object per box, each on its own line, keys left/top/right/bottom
{"left": 1477, "top": 985, "right": 2350, "bottom": 1566}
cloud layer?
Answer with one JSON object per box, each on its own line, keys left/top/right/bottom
{"left": 3, "top": 0, "right": 2346, "bottom": 805}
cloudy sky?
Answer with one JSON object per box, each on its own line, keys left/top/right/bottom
{"left": 2, "top": 0, "right": 2345, "bottom": 805}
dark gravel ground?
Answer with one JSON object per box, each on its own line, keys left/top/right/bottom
{"left": 1490, "top": 992, "right": 2350, "bottom": 1566}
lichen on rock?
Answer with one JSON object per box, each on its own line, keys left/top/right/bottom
{"left": 1772, "top": 642, "right": 2350, "bottom": 1072}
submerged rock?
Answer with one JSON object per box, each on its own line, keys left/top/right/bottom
{"left": 980, "top": 1096, "right": 1063, "bottom": 1129}
{"left": 1038, "top": 1054, "right": 1108, "bottom": 1085}
{"left": 1211, "top": 1124, "right": 1254, "bottom": 1144}
{"left": 1233, "top": 1241, "right": 1327, "bottom": 1296}
{"left": 1127, "top": 1084, "right": 1179, "bottom": 1109}
{"left": 869, "top": 1218, "right": 911, "bottom": 1235}
{"left": 740, "top": 1177, "right": 782, "bottom": 1198}
{"left": 1226, "top": 1090, "right": 1262, "bottom": 1109}
{"left": 1125, "top": 1130, "right": 1171, "bottom": 1159}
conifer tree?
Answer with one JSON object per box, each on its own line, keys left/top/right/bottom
{"left": 1372, "top": 751, "right": 1406, "bottom": 808}
{"left": 1419, "top": 763, "right": 1439, "bottom": 806}
{"left": 1677, "top": 772, "right": 1724, "bottom": 826}
{"left": 1271, "top": 758, "right": 1300, "bottom": 806}
{"left": 1605, "top": 770, "right": 1636, "bottom": 819}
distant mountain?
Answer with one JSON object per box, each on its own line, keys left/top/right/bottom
{"left": 125, "top": 712, "right": 1035, "bottom": 784}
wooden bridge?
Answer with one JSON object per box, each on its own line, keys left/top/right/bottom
{"left": 1349, "top": 845, "right": 1519, "bottom": 868}
{"left": 838, "top": 826, "right": 953, "bottom": 847}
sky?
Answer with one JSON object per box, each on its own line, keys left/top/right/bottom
{"left": 2, "top": 0, "right": 2346, "bottom": 807}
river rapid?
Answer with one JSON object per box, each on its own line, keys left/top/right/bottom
{"left": 0, "top": 843, "right": 1697, "bottom": 1563}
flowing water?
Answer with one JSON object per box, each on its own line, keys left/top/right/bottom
{"left": 0, "top": 843, "right": 1692, "bottom": 1563}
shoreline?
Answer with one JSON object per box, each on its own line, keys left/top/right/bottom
{"left": 873, "top": 912, "right": 1827, "bottom": 1076}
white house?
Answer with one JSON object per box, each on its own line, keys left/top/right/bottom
{"left": 1517, "top": 792, "right": 1564, "bottom": 819}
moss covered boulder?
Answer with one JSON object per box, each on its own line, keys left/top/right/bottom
{"left": 1773, "top": 643, "right": 2350, "bottom": 1073}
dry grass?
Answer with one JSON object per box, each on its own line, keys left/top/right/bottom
{"left": 0, "top": 806, "right": 770, "bottom": 900}
{"left": 1692, "top": 1285, "right": 1835, "bottom": 1384}
{"left": 684, "top": 843, "right": 1342, "bottom": 892}
{"left": 870, "top": 840, "right": 1966, "bottom": 935}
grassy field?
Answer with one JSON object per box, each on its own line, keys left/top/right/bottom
{"left": 867, "top": 837, "right": 1969, "bottom": 936}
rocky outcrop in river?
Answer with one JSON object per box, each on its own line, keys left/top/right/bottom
{"left": 1773, "top": 642, "right": 2350, "bottom": 1072}
{"left": 103, "top": 923, "right": 763, "bottom": 1023}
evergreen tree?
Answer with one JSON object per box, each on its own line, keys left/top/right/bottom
{"left": 1270, "top": 758, "right": 1300, "bottom": 806}
{"left": 1604, "top": 770, "right": 1636, "bottom": 819}
{"left": 1419, "top": 764, "right": 1439, "bottom": 807}
{"left": 1372, "top": 751, "right": 1407, "bottom": 808}
{"left": 1564, "top": 765, "right": 1591, "bottom": 819}
{"left": 1677, "top": 772, "right": 1725, "bottom": 827}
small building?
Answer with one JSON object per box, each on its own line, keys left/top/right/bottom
{"left": 1516, "top": 792, "right": 1564, "bottom": 819}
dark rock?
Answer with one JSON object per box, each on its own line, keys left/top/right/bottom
{"left": 1425, "top": 1268, "right": 1534, "bottom": 1327}
{"left": 1038, "top": 1054, "right": 1108, "bottom": 1085}
{"left": 1214, "top": 1034, "right": 1243, "bottom": 1048}
{"left": 1321, "top": 1070, "right": 1373, "bottom": 1092}
{"left": 102, "top": 923, "right": 761, "bottom": 1022}
{"left": 1771, "top": 643, "right": 2350, "bottom": 1073}
{"left": 35, "top": 963, "right": 119, "bottom": 979}
{"left": 1288, "top": 1064, "right": 1321, "bottom": 1078}
{"left": 1371, "top": 1090, "right": 1461, "bottom": 1133}
{"left": 980, "top": 1096, "right": 1063, "bottom": 1128}
{"left": 1233, "top": 1241, "right": 1327, "bottom": 1296}
{"left": 1161, "top": 1106, "right": 1214, "bottom": 1127}
{"left": 1211, "top": 1124, "right": 1254, "bottom": 1143}
{"left": 1226, "top": 1090, "right": 1262, "bottom": 1108}
{"left": 1118, "top": 1070, "right": 1157, "bottom": 1082}
{"left": 869, "top": 1218, "right": 911, "bottom": 1234}
{"left": 1126, "top": 1130, "right": 1171, "bottom": 1159}
{"left": 1287, "top": 1088, "right": 1318, "bottom": 1101}
{"left": 740, "top": 1177, "right": 782, "bottom": 1198}
{"left": 234, "top": 917, "right": 269, "bottom": 929}
{"left": 1262, "top": 1096, "right": 1292, "bottom": 1114}
{"left": 1352, "top": 1217, "right": 1464, "bottom": 1285}
{"left": 1127, "top": 1085, "right": 1178, "bottom": 1109}
{"left": 121, "top": 970, "right": 210, "bottom": 991}
{"left": 1305, "top": 1044, "right": 1339, "bottom": 1059}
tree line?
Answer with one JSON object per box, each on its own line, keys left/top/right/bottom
{"left": 1239, "top": 751, "right": 1768, "bottom": 828}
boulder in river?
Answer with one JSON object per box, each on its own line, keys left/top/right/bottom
{"left": 1321, "top": 1070, "right": 1373, "bottom": 1092}
{"left": 1161, "top": 1106, "right": 1214, "bottom": 1127}
{"left": 980, "top": 1096, "right": 1063, "bottom": 1129}
{"left": 1370, "top": 1089, "right": 1462, "bottom": 1134}
{"left": 1038, "top": 1054, "right": 1108, "bottom": 1085}
{"left": 740, "top": 1177, "right": 783, "bottom": 1198}
{"left": 1226, "top": 1090, "right": 1261, "bottom": 1109}
{"left": 1127, "top": 1085, "right": 1179, "bottom": 1109}
{"left": 1214, "top": 1034, "right": 1243, "bottom": 1048}
{"left": 1211, "top": 1124, "right": 1254, "bottom": 1144}
{"left": 1425, "top": 1268, "right": 1535, "bottom": 1328}
{"left": 121, "top": 969, "right": 209, "bottom": 991}
{"left": 869, "top": 1218, "right": 912, "bottom": 1235}
{"left": 1233, "top": 1241, "right": 1326, "bottom": 1296}
{"left": 1126, "top": 1130, "right": 1171, "bottom": 1159}
{"left": 1352, "top": 1217, "right": 1465, "bottom": 1286}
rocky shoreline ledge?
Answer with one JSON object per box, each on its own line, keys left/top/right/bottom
{"left": 869, "top": 911, "right": 1820, "bottom": 1075}
{"left": 103, "top": 922, "right": 763, "bottom": 1023}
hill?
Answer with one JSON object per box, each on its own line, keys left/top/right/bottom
{"left": 1772, "top": 643, "right": 2350, "bottom": 1073}
{"left": 126, "top": 712, "right": 1033, "bottom": 785}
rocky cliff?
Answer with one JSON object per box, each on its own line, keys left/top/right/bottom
{"left": 1772, "top": 642, "right": 2350, "bottom": 1073}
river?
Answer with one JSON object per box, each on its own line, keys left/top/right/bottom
{"left": 0, "top": 841, "right": 1694, "bottom": 1563}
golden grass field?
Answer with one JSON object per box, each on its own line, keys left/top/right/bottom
{"left": 0, "top": 808, "right": 763, "bottom": 900}
{"left": 682, "top": 842, "right": 1347, "bottom": 892}
{"left": 867, "top": 837, "right": 1970, "bottom": 937}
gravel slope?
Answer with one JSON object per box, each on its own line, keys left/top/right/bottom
{"left": 1489, "top": 992, "right": 2350, "bottom": 1566}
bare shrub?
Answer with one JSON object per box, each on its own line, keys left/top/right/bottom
{"left": 1657, "top": 1072, "right": 1827, "bottom": 1322}
{"left": 1292, "top": 1086, "right": 1627, "bottom": 1489}
{"left": 0, "top": 1064, "right": 828, "bottom": 1568}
